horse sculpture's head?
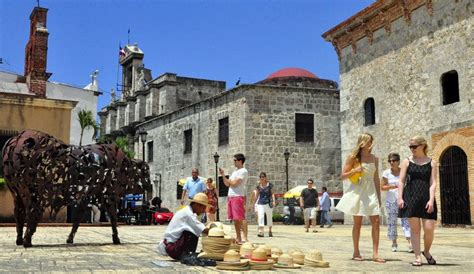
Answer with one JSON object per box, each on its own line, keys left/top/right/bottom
{"left": 128, "top": 159, "right": 152, "bottom": 194}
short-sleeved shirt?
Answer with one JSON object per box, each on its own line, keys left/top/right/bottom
{"left": 301, "top": 188, "right": 318, "bottom": 208}
{"left": 156, "top": 205, "right": 205, "bottom": 255}
{"left": 183, "top": 177, "right": 205, "bottom": 199}
{"left": 382, "top": 169, "right": 399, "bottom": 203}
{"left": 228, "top": 168, "right": 248, "bottom": 197}
{"left": 256, "top": 183, "right": 273, "bottom": 205}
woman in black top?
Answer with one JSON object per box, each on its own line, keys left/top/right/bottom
{"left": 250, "top": 172, "right": 275, "bottom": 237}
{"left": 398, "top": 136, "right": 438, "bottom": 267}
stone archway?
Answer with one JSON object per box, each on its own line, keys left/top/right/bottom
{"left": 432, "top": 132, "right": 474, "bottom": 226}
{"left": 439, "top": 146, "right": 470, "bottom": 225}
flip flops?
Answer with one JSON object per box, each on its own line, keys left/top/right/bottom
{"left": 351, "top": 256, "right": 363, "bottom": 261}
{"left": 372, "top": 257, "right": 386, "bottom": 263}
{"left": 411, "top": 260, "right": 422, "bottom": 266}
{"left": 422, "top": 251, "right": 436, "bottom": 265}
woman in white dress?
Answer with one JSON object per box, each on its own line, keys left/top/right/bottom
{"left": 336, "top": 133, "right": 385, "bottom": 263}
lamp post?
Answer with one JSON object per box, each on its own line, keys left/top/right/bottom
{"left": 158, "top": 173, "right": 162, "bottom": 198}
{"left": 284, "top": 149, "right": 290, "bottom": 192}
{"left": 213, "top": 152, "right": 220, "bottom": 221}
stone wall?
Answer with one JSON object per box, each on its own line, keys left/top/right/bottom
{"left": 140, "top": 84, "right": 341, "bottom": 220}
{"left": 332, "top": 0, "right": 473, "bottom": 224}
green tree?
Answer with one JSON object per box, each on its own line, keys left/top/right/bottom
{"left": 114, "top": 136, "right": 135, "bottom": 159}
{"left": 78, "top": 109, "right": 98, "bottom": 146}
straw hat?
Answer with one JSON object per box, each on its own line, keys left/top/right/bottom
{"left": 208, "top": 227, "right": 225, "bottom": 237}
{"left": 216, "top": 250, "right": 250, "bottom": 271}
{"left": 274, "top": 254, "right": 301, "bottom": 269}
{"left": 250, "top": 248, "right": 268, "bottom": 262}
{"left": 240, "top": 242, "right": 256, "bottom": 259}
{"left": 189, "top": 193, "right": 210, "bottom": 207}
{"left": 260, "top": 244, "right": 272, "bottom": 257}
{"left": 304, "top": 250, "right": 330, "bottom": 268}
{"left": 291, "top": 250, "right": 305, "bottom": 265}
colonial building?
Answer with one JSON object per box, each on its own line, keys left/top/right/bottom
{"left": 0, "top": 6, "right": 99, "bottom": 222}
{"left": 99, "top": 45, "right": 341, "bottom": 219}
{"left": 323, "top": 0, "right": 473, "bottom": 225}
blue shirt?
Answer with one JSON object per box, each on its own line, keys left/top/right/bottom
{"left": 183, "top": 177, "right": 205, "bottom": 199}
{"left": 320, "top": 192, "right": 331, "bottom": 211}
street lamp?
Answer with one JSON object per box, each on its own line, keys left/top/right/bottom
{"left": 157, "top": 173, "right": 162, "bottom": 198}
{"left": 284, "top": 149, "right": 290, "bottom": 191}
{"left": 138, "top": 129, "right": 148, "bottom": 161}
{"left": 213, "top": 152, "right": 220, "bottom": 221}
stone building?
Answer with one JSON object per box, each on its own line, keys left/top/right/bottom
{"left": 0, "top": 6, "right": 99, "bottom": 222}
{"left": 323, "top": 0, "right": 473, "bottom": 225}
{"left": 98, "top": 44, "right": 341, "bottom": 218}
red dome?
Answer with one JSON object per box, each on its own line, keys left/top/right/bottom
{"left": 266, "top": 67, "right": 318, "bottom": 80}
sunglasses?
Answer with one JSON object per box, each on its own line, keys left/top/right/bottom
{"left": 259, "top": 176, "right": 266, "bottom": 178}
{"left": 388, "top": 159, "right": 399, "bottom": 163}
{"left": 409, "top": 145, "right": 420, "bottom": 150}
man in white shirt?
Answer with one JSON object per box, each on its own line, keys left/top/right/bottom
{"left": 219, "top": 153, "right": 248, "bottom": 244}
{"left": 157, "top": 193, "right": 210, "bottom": 259}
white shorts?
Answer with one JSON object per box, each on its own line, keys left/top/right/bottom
{"left": 304, "top": 207, "right": 317, "bottom": 220}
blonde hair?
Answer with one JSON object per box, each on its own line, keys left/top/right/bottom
{"left": 410, "top": 135, "right": 428, "bottom": 155}
{"left": 207, "top": 178, "right": 216, "bottom": 188}
{"left": 349, "top": 133, "right": 374, "bottom": 164}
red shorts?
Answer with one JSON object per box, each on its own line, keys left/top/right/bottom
{"left": 227, "top": 196, "right": 246, "bottom": 220}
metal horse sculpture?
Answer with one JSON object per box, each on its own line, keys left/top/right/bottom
{"left": 1, "top": 129, "right": 152, "bottom": 248}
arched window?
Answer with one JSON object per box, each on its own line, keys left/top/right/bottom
{"left": 364, "top": 98, "right": 375, "bottom": 126}
{"left": 441, "top": 70, "right": 459, "bottom": 105}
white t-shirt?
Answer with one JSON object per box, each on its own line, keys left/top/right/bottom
{"left": 156, "top": 205, "right": 205, "bottom": 256}
{"left": 382, "top": 168, "right": 399, "bottom": 203}
{"left": 227, "top": 167, "right": 248, "bottom": 197}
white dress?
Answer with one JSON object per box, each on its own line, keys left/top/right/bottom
{"left": 336, "top": 162, "right": 381, "bottom": 216}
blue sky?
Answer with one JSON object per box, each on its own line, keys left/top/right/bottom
{"left": 1, "top": 0, "right": 374, "bottom": 111}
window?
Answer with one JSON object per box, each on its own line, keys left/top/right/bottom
{"left": 218, "top": 117, "right": 229, "bottom": 146}
{"left": 218, "top": 175, "right": 229, "bottom": 197}
{"left": 364, "top": 98, "right": 375, "bottom": 126}
{"left": 441, "top": 70, "right": 459, "bottom": 105}
{"left": 147, "top": 141, "right": 153, "bottom": 162}
{"left": 176, "top": 182, "right": 183, "bottom": 199}
{"left": 184, "top": 129, "right": 192, "bottom": 154}
{"left": 295, "top": 113, "right": 314, "bottom": 142}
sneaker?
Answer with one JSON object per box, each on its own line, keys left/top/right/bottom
{"left": 391, "top": 243, "right": 398, "bottom": 252}
{"left": 408, "top": 246, "right": 414, "bottom": 253}
{"left": 327, "top": 224, "right": 333, "bottom": 228}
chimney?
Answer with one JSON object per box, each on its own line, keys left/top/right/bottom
{"left": 24, "top": 7, "right": 52, "bottom": 97}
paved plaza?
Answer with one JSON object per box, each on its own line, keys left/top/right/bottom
{"left": 0, "top": 223, "right": 472, "bottom": 273}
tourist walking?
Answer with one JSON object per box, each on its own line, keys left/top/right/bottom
{"left": 398, "top": 136, "right": 438, "bottom": 267}
{"left": 381, "top": 153, "right": 412, "bottom": 253}
{"left": 180, "top": 168, "right": 205, "bottom": 205}
{"left": 300, "top": 179, "right": 319, "bottom": 233}
{"left": 204, "top": 178, "right": 218, "bottom": 222}
{"left": 336, "top": 133, "right": 385, "bottom": 263}
{"left": 219, "top": 153, "right": 249, "bottom": 244}
{"left": 250, "top": 172, "right": 276, "bottom": 237}
{"left": 319, "top": 187, "right": 333, "bottom": 228}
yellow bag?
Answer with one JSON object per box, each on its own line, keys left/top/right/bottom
{"left": 177, "top": 204, "right": 186, "bottom": 211}
{"left": 349, "top": 164, "right": 363, "bottom": 184}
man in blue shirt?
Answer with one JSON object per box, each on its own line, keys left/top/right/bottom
{"left": 180, "top": 168, "right": 206, "bottom": 205}
{"left": 319, "top": 186, "right": 333, "bottom": 228}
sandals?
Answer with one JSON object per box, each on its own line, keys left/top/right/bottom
{"left": 411, "top": 260, "right": 422, "bottom": 266}
{"left": 268, "top": 232, "right": 273, "bottom": 237}
{"left": 351, "top": 256, "right": 363, "bottom": 261}
{"left": 422, "top": 251, "right": 436, "bottom": 265}
{"left": 257, "top": 233, "right": 264, "bottom": 237}
{"left": 372, "top": 257, "right": 386, "bottom": 263}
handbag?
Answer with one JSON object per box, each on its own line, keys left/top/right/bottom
{"left": 349, "top": 163, "right": 363, "bottom": 184}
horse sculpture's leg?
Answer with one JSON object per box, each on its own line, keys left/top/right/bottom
{"left": 13, "top": 197, "right": 25, "bottom": 246}
{"left": 66, "top": 202, "right": 87, "bottom": 244}
{"left": 23, "top": 205, "right": 43, "bottom": 248}
{"left": 106, "top": 203, "right": 121, "bottom": 244}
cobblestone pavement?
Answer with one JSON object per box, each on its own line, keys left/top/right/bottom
{"left": 0, "top": 223, "right": 472, "bottom": 273}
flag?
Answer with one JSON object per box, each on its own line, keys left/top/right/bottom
{"left": 119, "top": 46, "right": 126, "bottom": 58}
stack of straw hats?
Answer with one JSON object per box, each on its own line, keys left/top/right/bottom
{"left": 249, "top": 247, "right": 274, "bottom": 270}
{"left": 304, "top": 250, "right": 330, "bottom": 268}
{"left": 199, "top": 227, "right": 232, "bottom": 260}
{"left": 270, "top": 247, "right": 283, "bottom": 262}
{"left": 240, "top": 242, "right": 256, "bottom": 259}
{"left": 291, "top": 250, "right": 305, "bottom": 265}
{"left": 274, "top": 254, "right": 301, "bottom": 269}
{"left": 216, "top": 250, "right": 250, "bottom": 271}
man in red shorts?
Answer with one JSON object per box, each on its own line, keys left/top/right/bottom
{"left": 219, "top": 153, "right": 248, "bottom": 244}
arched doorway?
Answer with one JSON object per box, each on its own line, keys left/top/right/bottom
{"left": 439, "top": 146, "right": 471, "bottom": 225}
